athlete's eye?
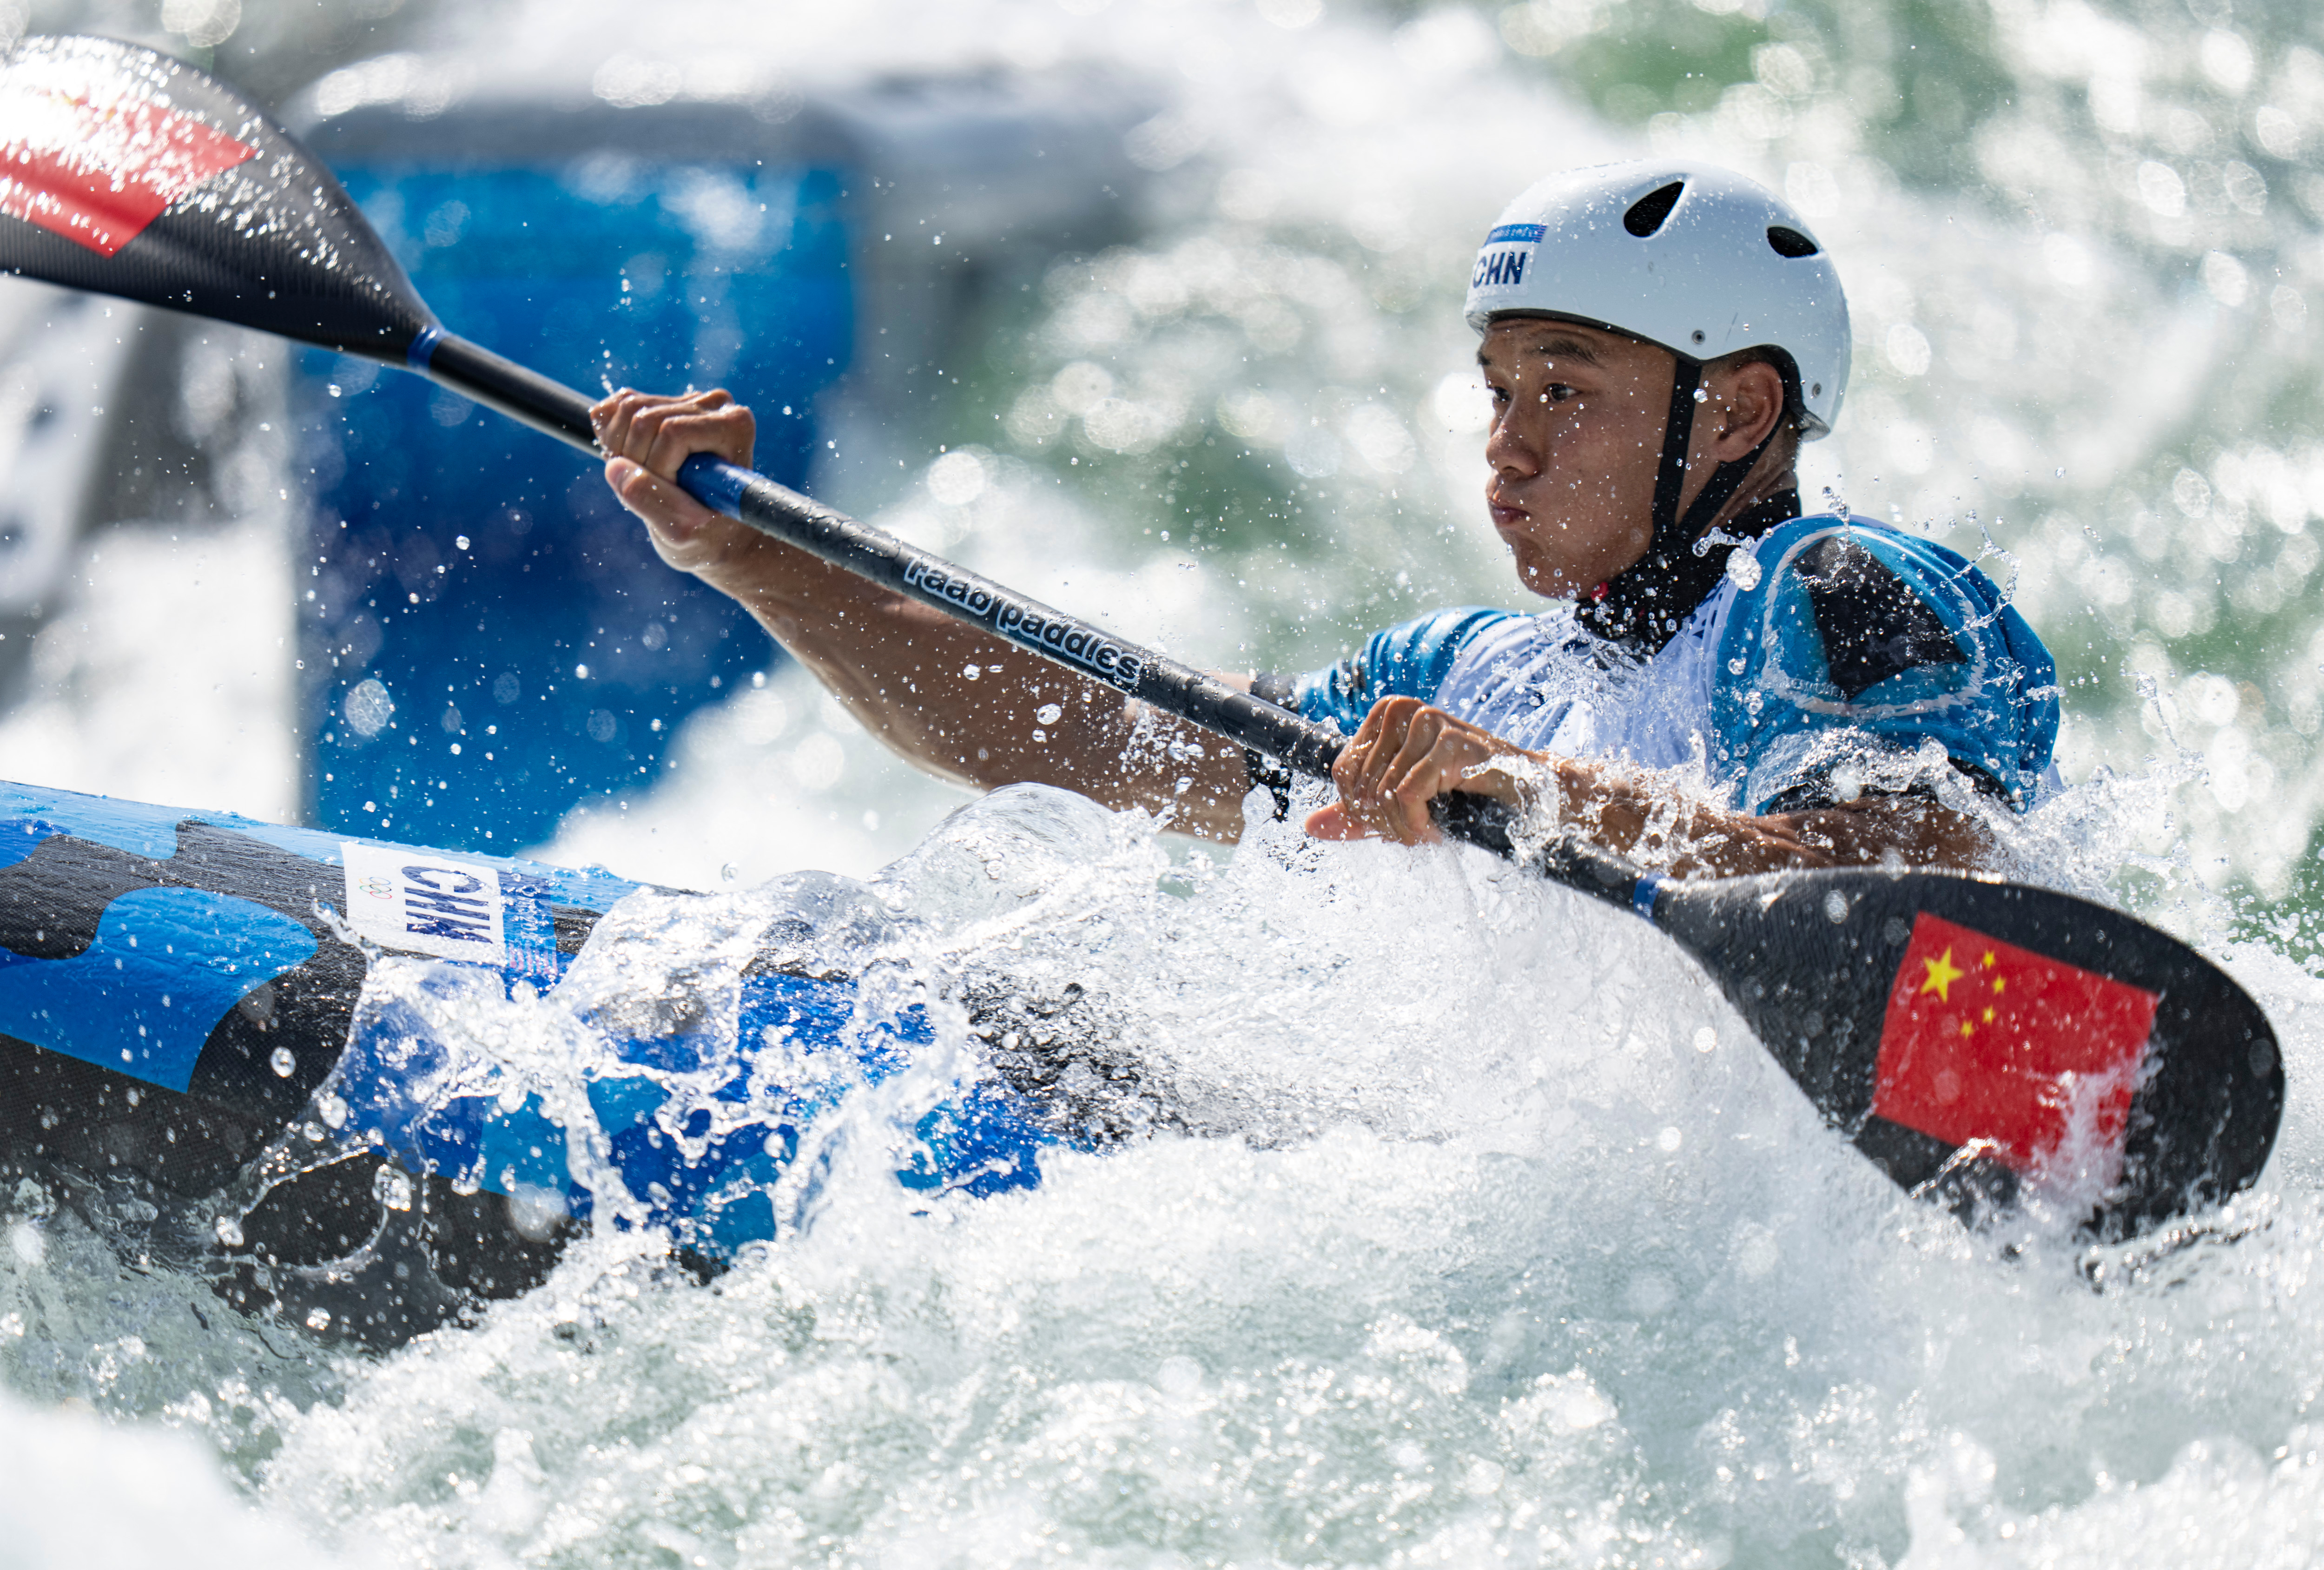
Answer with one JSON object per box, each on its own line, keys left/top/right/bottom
{"left": 1539, "top": 383, "right": 1578, "bottom": 403}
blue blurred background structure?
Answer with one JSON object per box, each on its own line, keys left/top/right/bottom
{"left": 289, "top": 161, "right": 849, "bottom": 851}
{"left": 283, "top": 63, "right": 1140, "bottom": 852}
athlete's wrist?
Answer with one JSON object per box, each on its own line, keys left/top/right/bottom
{"left": 1455, "top": 747, "right": 1566, "bottom": 835}
{"left": 688, "top": 526, "right": 825, "bottom": 601}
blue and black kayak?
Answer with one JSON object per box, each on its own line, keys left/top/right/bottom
{"left": 2, "top": 768, "right": 2295, "bottom": 1345}
{"left": 0, "top": 780, "right": 1087, "bottom": 1347}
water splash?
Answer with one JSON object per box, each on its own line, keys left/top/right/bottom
{"left": 7, "top": 0, "right": 2324, "bottom": 1564}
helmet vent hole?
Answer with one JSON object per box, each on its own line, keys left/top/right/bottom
{"left": 1623, "top": 182, "right": 1685, "bottom": 237}
{"left": 1766, "top": 225, "right": 1820, "bottom": 258}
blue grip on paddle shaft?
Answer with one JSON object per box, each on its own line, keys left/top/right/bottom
{"left": 406, "top": 324, "right": 444, "bottom": 370}
{"left": 677, "top": 452, "right": 753, "bottom": 518}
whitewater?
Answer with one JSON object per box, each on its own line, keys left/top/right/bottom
{"left": 7, "top": 0, "right": 2324, "bottom": 1563}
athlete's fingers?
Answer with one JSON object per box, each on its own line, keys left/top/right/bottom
{"left": 605, "top": 455, "right": 723, "bottom": 553}
{"left": 1416, "top": 719, "right": 1493, "bottom": 840}
{"left": 625, "top": 397, "right": 676, "bottom": 468}
{"left": 1338, "top": 698, "right": 1420, "bottom": 839}
{"left": 592, "top": 389, "right": 735, "bottom": 469}
{"left": 1314, "top": 699, "right": 1537, "bottom": 848}
{"left": 1302, "top": 801, "right": 1365, "bottom": 840}
{"left": 1324, "top": 707, "right": 1388, "bottom": 841}
{"left": 1376, "top": 708, "right": 1452, "bottom": 844}
{"left": 590, "top": 387, "right": 645, "bottom": 457}
{"left": 597, "top": 388, "right": 679, "bottom": 464}
{"left": 1385, "top": 702, "right": 1459, "bottom": 841}
{"left": 1394, "top": 709, "right": 1508, "bottom": 844}
{"left": 1323, "top": 699, "right": 1512, "bottom": 845}
{"left": 1335, "top": 695, "right": 1396, "bottom": 772}
{"left": 1330, "top": 697, "right": 1406, "bottom": 809}
{"left": 643, "top": 403, "right": 755, "bottom": 482}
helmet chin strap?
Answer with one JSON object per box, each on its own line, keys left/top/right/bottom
{"left": 1576, "top": 356, "right": 1789, "bottom": 655}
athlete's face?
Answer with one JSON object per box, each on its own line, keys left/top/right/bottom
{"left": 1477, "top": 317, "right": 1677, "bottom": 601}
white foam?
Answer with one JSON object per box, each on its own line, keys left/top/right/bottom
{"left": 6, "top": 0, "right": 2324, "bottom": 1563}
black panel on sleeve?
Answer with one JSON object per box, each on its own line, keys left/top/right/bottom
{"left": 1796, "top": 534, "right": 1966, "bottom": 700}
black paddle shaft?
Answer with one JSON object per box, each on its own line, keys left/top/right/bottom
{"left": 0, "top": 34, "right": 2283, "bottom": 1234}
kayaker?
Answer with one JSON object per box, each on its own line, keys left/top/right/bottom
{"left": 595, "top": 160, "right": 2057, "bottom": 877}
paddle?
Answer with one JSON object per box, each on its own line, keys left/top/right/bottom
{"left": 0, "top": 34, "right": 2281, "bottom": 1237}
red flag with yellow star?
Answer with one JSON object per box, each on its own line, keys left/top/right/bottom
{"left": 1872, "top": 912, "right": 2161, "bottom": 1173}
{"left": 0, "top": 62, "right": 255, "bottom": 257}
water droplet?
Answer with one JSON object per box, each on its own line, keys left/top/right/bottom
{"left": 269, "top": 1046, "right": 297, "bottom": 1077}
{"left": 1156, "top": 1355, "right": 1204, "bottom": 1396}
{"left": 305, "top": 1307, "right": 332, "bottom": 1332}
{"left": 1693, "top": 1027, "right": 1717, "bottom": 1054}
{"left": 343, "top": 677, "right": 394, "bottom": 738}
{"left": 213, "top": 1216, "right": 243, "bottom": 1247}
{"left": 720, "top": 862, "right": 741, "bottom": 884}
{"left": 1657, "top": 1126, "right": 1684, "bottom": 1152}
{"left": 373, "top": 1166, "right": 414, "bottom": 1212}
{"left": 454, "top": 534, "right": 470, "bottom": 550}
{"left": 963, "top": 664, "right": 981, "bottom": 680}
{"left": 1036, "top": 703, "right": 1064, "bottom": 725}
{"left": 9, "top": 1223, "right": 45, "bottom": 1267}
{"left": 1724, "top": 552, "right": 1763, "bottom": 590}
{"left": 1823, "top": 890, "right": 1849, "bottom": 923}
{"left": 317, "top": 1092, "right": 347, "bottom": 1129}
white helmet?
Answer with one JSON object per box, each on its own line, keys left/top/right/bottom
{"left": 1464, "top": 160, "right": 1849, "bottom": 437}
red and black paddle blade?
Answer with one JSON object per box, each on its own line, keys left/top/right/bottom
{"left": 0, "top": 34, "right": 431, "bottom": 360}
{"left": 1651, "top": 869, "right": 2282, "bottom": 1239}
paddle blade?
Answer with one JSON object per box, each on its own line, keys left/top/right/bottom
{"left": 1650, "top": 869, "right": 2282, "bottom": 1237}
{"left": 0, "top": 35, "right": 430, "bottom": 358}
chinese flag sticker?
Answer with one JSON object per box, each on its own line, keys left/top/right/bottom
{"left": 0, "top": 60, "right": 254, "bottom": 257}
{"left": 1873, "top": 912, "right": 2160, "bottom": 1173}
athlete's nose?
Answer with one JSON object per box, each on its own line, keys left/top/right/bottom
{"left": 1484, "top": 403, "right": 1542, "bottom": 481}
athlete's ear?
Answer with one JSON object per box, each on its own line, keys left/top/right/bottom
{"left": 1704, "top": 358, "right": 1787, "bottom": 459}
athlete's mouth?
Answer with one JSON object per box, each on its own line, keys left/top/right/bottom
{"left": 1486, "top": 492, "right": 1530, "bottom": 532}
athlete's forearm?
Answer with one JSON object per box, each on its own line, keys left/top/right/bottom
{"left": 693, "top": 534, "right": 1255, "bottom": 837}
{"left": 1546, "top": 758, "right": 1992, "bottom": 877}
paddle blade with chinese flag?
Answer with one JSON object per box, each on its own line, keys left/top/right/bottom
{"left": 1650, "top": 870, "right": 2282, "bottom": 1240}
{"left": 0, "top": 34, "right": 432, "bottom": 359}
{"left": 0, "top": 64, "right": 254, "bottom": 256}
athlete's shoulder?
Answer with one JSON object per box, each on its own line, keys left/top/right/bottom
{"left": 1735, "top": 513, "right": 2053, "bottom": 681}
{"left": 1714, "top": 515, "right": 2059, "bottom": 809}
{"left": 1287, "top": 606, "right": 1527, "bottom": 732}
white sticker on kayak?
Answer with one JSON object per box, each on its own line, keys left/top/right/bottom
{"left": 339, "top": 842, "right": 507, "bottom": 965}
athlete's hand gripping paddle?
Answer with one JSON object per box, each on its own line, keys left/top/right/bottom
{"left": 0, "top": 34, "right": 2281, "bottom": 1237}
